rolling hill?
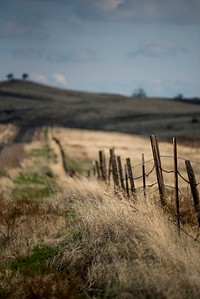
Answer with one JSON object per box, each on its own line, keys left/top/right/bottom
{"left": 0, "top": 79, "right": 200, "bottom": 142}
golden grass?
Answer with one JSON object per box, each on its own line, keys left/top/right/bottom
{"left": 1, "top": 176, "right": 200, "bottom": 298}
{"left": 52, "top": 127, "right": 200, "bottom": 188}
{"left": 0, "top": 144, "right": 25, "bottom": 176}
{"left": 0, "top": 127, "right": 200, "bottom": 298}
{"left": 0, "top": 124, "right": 18, "bottom": 143}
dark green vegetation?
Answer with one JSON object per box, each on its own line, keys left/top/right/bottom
{"left": 0, "top": 80, "right": 200, "bottom": 142}
{"left": 2, "top": 245, "right": 59, "bottom": 275}
{"left": 12, "top": 171, "right": 54, "bottom": 200}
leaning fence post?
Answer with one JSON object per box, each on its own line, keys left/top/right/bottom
{"left": 117, "top": 156, "right": 125, "bottom": 190}
{"left": 108, "top": 154, "right": 112, "bottom": 183}
{"left": 185, "top": 160, "right": 200, "bottom": 227}
{"left": 110, "top": 148, "right": 119, "bottom": 188}
{"left": 99, "top": 150, "right": 106, "bottom": 181}
{"left": 173, "top": 137, "right": 180, "bottom": 234}
{"left": 142, "top": 153, "right": 146, "bottom": 197}
{"left": 103, "top": 151, "right": 107, "bottom": 181}
{"left": 150, "top": 135, "right": 166, "bottom": 205}
{"left": 125, "top": 164, "right": 129, "bottom": 197}
{"left": 126, "top": 158, "right": 136, "bottom": 197}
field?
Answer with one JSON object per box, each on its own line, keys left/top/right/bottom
{"left": 0, "top": 80, "right": 200, "bottom": 298}
{"left": 0, "top": 80, "right": 200, "bottom": 141}
{"left": 0, "top": 124, "right": 200, "bottom": 298}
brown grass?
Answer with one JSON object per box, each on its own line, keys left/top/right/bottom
{"left": 1, "top": 176, "right": 200, "bottom": 298}
{"left": 52, "top": 127, "right": 200, "bottom": 188}
{"left": 0, "top": 144, "right": 24, "bottom": 172}
{"left": 0, "top": 127, "right": 200, "bottom": 298}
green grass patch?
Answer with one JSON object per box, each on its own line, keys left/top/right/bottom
{"left": 14, "top": 172, "right": 51, "bottom": 185}
{"left": 12, "top": 186, "right": 54, "bottom": 200}
{"left": 30, "top": 147, "right": 57, "bottom": 163}
{"left": 65, "top": 156, "right": 92, "bottom": 175}
{"left": 9, "top": 245, "right": 59, "bottom": 275}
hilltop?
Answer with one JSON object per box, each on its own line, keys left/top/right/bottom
{"left": 0, "top": 79, "right": 200, "bottom": 141}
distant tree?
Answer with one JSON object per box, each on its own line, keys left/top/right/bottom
{"left": 174, "top": 93, "right": 184, "bottom": 100}
{"left": 22, "top": 73, "right": 29, "bottom": 80}
{"left": 133, "top": 88, "right": 147, "bottom": 98}
{"left": 6, "top": 73, "right": 14, "bottom": 81}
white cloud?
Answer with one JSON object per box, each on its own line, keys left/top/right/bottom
{"left": 32, "top": 73, "right": 48, "bottom": 84}
{"left": 128, "top": 40, "right": 188, "bottom": 58}
{"left": 77, "top": 0, "right": 200, "bottom": 24}
{"left": 52, "top": 73, "right": 68, "bottom": 86}
{"left": 92, "top": 0, "right": 126, "bottom": 11}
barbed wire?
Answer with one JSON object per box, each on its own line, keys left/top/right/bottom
{"left": 177, "top": 171, "right": 190, "bottom": 184}
{"left": 148, "top": 194, "right": 200, "bottom": 244}
{"left": 161, "top": 155, "right": 200, "bottom": 165}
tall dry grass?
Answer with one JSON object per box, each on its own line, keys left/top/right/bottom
{"left": 1, "top": 176, "right": 200, "bottom": 298}
{"left": 0, "top": 144, "right": 24, "bottom": 173}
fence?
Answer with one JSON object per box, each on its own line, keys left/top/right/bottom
{"left": 92, "top": 135, "right": 200, "bottom": 240}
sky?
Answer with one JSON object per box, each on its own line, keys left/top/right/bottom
{"left": 0, "top": 0, "right": 200, "bottom": 97}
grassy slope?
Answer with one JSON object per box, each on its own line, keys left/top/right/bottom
{"left": 1, "top": 81, "right": 200, "bottom": 297}
{"left": 1, "top": 177, "right": 200, "bottom": 298}
{"left": 0, "top": 80, "right": 200, "bottom": 139}
{"left": 0, "top": 126, "right": 200, "bottom": 298}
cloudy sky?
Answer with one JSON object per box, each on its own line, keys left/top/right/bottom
{"left": 0, "top": 0, "right": 200, "bottom": 97}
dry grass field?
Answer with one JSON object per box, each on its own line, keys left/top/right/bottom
{"left": 0, "top": 81, "right": 200, "bottom": 298}
{"left": 52, "top": 127, "right": 200, "bottom": 187}
{"left": 0, "top": 126, "right": 200, "bottom": 298}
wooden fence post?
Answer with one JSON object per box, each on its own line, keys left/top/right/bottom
{"left": 95, "top": 160, "right": 100, "bottom": 179}
{"left": 108, "top": 154, "right": 112, "bottom": 183}
{"left": 103, "top": 151, "right": 107, "bottom": 181}
{"left": 117, "top": 156, "right": 125, "bottom": 190}
{"left": 150, "top": 135, "right": 166, "bottom": 205}
{"left": 99, "top": 150, "right": 107, "bottom": 181}
{"left": 126, "top": 158, "right": 136, "bottom": 197}
{"left": 185, "top": 160, "right": 200, "bottom": 227}
{"left": 125, "top": 164, "right": 129, "bottom": 197}
{"left": 173, "top": 137, "right": 180, "bottom": 234}
{"left": 110, "top": 148, "right": 119, "bottom": 188}
{"left": 142, "top": 153, "right": 146, "bottom": 197}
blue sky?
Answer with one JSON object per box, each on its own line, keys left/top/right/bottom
{"left": 0, "top": 0, "right": 200, "bottom": 97}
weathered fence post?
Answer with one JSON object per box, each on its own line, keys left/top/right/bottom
{"left": 185, "top": 160, "right": 200, "bottom": 227}
{"left": 103, "top": 151, "right": 107, "bottom": 181}
{"left": 108, "top": 154, "right": 112, "bottom": 183}
{"left": 110, "top": 148, "right": 119, "bottom": 188}
{"left": 126, "top": 158, "right": 136, "bottom": 197}
{"left": 125, "top": 164, "right": 129, "bottom": 197}
{"left": 117, "top": 156, "right": 125, "bottom": 190}
{"left": 99, "top": 150, "right": 107, "bottom": 182}
{"left": 142, "top": 153, "right": 146, "bottom": 197}
{"left": 173, "top": 137, "right": 180, "bottom": 234}
{"left": 150, "top": 135, "right": 166, "bottom": 205}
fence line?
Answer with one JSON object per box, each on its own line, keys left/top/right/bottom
{"left": 91, "top": 135, "right": 200, "bottom": 239}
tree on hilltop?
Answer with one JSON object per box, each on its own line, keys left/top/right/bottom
{"left": 6, "top": 73, "right": 14, "bottom": 81}
{"left": 133, "top": 88, "right": 147, "bottom": 98}
{"left": 22, "top": 73, "right": 29, "bottom": 80}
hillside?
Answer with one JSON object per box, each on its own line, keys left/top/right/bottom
{"left": 0, "top": 126, "right": 200, "bottom": 298}
{"left": 0, "top": 79, "right": 200, "bottom": 141}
